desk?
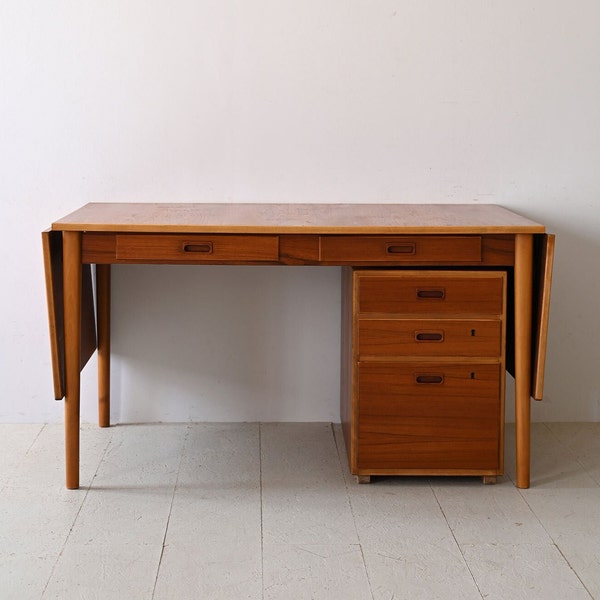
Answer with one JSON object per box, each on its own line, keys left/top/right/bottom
{"left": 42, "top": 203, "right": 554, "bottom": 489}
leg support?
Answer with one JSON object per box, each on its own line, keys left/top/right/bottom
{"left": 514, "top": 234, "right": 533, "bottom": 489}
{"left": 97, "top": 264, "right": 111, "bottom": 428}
{"left": 63, "top": 232, "right": 82, "bottom": 490}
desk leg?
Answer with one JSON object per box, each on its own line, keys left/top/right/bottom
{"left": 514, "top": 234, "right": 533, "bottom": 489}
{"left": 63, "top": 232, "right": 82, "bottom": 490}
{"left": 97, "top": 265, "right": 111, "bottom": 428}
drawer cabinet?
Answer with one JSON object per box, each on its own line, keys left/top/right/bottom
{"left": 357, "top": 273, "right": 504, "bottom": 315}
{"left": 320, "top": 235, "right": 482, "bottom": 263}
{"left": 341, "top": 269, "right": 507, "bottom": 483}
{"left": 115, "top": 234, "right": 279, "bottom": 263}
{"left": 358, "top": 319, "right": 503, "bottom": 357}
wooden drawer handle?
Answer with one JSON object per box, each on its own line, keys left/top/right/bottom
{"left": 416, "top": 288, "right": 445, "bottom": 300}
{"left": 386, "top": 243, "right": 416, "bottom": 255}
{"left": 183, "top": 243, "right": 213, "bottom": 254}
{"left": 415, "top": 331, "right": 444, "bottom": 342}
{"left": 415, "top": 374, "right": 444, "bottom": 384}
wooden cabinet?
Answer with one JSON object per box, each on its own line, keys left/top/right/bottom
{"left": 341, "top": 269, "right": 507, "bottom": 483}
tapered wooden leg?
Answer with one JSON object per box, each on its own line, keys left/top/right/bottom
{"left": 514, "top": 234, "right": 533, "bottom": 489}
{"left": 97, "top": 264, "right": 111, "bottom": 428}
{"left": 63, "top": 232, "right": 82, "bottom": 490}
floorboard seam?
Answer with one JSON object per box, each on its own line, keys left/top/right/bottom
{"left": 430, "top": 483, "right": 485, "bottom": 600}
{"left": 259, "top": 422, "right": 265, "bottom": 600}
{"left": 331, "top": 423, "right": 375, "bottom": 600}
{"left": 151, "top": 422, "right": 190, "bottom": 600}
{"left": 41, "top": 426, "right": 113, "bottom": 599}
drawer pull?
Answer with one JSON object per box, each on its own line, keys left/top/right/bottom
{"left": 386, "top": 243, "right": 416, "bottom": 255}
{"left": 415, "top": 374, "right": 444, "bottom": 385}
{"left": 183, "top": 243, "right": 213, "bottom": 254}
{"left": 416, "top": 288, "right": 445, "bottom": 300}
{"left": 415, "top": 331, "right": 444, "bottom": 342}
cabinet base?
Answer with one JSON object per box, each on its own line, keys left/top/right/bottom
{"left": 354, "top": 474, "right": 500, "bottom": 485}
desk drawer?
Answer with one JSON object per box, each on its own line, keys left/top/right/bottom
{"left": 358, "top": 319, "right": 502, "bottom": 357}
{"left": 321, "top": 236, "right": 481, "bottom": 263}
{"left": 357, "top": 271, "right": 505, "bottom": 316}
{"left": 116, "top": 234, "right": 279, "bottom": 262}
{"left": 358, "top": 362, "right": 501, "bottom": 470}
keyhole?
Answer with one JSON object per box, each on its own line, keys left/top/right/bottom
{"left": 471, "top": 329, "right": 476, "bottom": 336}
{"left": 470, "top": 372, "right": 475, "bottom": 379}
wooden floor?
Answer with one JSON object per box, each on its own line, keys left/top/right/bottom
{"left": 1, "top": 421, "right": 599, "bottom": 599}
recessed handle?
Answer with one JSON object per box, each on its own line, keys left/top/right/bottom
{"left": 415, "top": 331, "right": 444, "bottom": 342}
{"left": 415, "top": 374, "right": 444, "bottom": 385}
{"left": 416, "top": 288, "right": 445, "bottom": 300}
{"left": 183, "top": 242, "right": 213, "bottom": 254}
{"left": 386, "top": 243, "right": 416, "bottom": 255}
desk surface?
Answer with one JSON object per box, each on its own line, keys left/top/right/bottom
{"left": 52, "top": 203, "right": 545, "bottom": 234}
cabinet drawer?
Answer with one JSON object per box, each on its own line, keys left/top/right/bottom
{"left": 116, "top": 234, "right": 279, "bottom": 262}
{"left": 357, "top": 271, "right": 505, "bottom": 316}
{"left": 321, "top": 235, "right": 481, "bottom": 263}
{"left": 357, "top": 362, "right": 501, "bottom": 470}
{"left": 358, "top": 319, "right": 502, "bottom": 357}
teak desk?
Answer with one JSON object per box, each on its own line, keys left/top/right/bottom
{"left": 42, "top": 203, "right": 554, "bottom": 490}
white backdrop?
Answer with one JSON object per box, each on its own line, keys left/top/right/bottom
{"left": 1, "top": 1, "right": 599, "bottom": 422}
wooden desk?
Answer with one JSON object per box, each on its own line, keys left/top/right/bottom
{"left": 42, "top": 203, "right": 554, "bottom": 489}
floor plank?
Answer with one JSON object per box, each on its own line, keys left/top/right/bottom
{"left": 0, "top": 422, "right": 598, "bottom": 599}
{"left": 153, "top": 424, "right": 262, "bottom": 600}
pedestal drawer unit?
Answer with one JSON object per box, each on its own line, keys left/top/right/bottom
{"left": 341, "top": 269, "right": 507, "bottom": 484}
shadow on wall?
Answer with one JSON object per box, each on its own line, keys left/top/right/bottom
{"left": 109, "top": 264, "right": 342, "bottom": 423}
{"left": 102, "top": 220, "right": 600, "bottom": 424}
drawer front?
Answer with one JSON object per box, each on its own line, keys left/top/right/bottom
{"left": 321, "top": 236, "right": 481, "bottom": 263}
{"left": 357, "top": 272, "right": 505, "bottom": 316}
{"left": 357, "top": 362, "right": 501, "bottom": 470}
{"left": 358, "top": 319, "right": 502, "bottom": 357}
{"left": 116, "top": 234, "right": 279, "bottom": 262}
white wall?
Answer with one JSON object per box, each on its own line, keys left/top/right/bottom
{"left": 1, "top": 1, "right": 599, "bottom": 423}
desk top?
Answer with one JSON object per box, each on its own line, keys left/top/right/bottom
{"left": 52, "top": 203, "right": 545, "bottom": 234}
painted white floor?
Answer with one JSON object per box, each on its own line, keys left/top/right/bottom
{"left": 1, "top": 422, "right": 599, "bottom": 600}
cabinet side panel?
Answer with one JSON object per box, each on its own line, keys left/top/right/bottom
{"left": 532, "top": 234, "right": 555, "bottom": 400}
{"left": 43, "top": 231, "right": 97, "bottom": 401}
{"left": 42, "top": 230, "right": 65, "bottom": 399}
{"left": 340, "top": 267, "right": 355, "bottom": 469}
